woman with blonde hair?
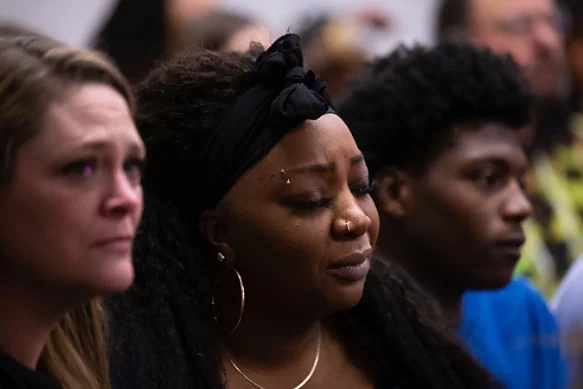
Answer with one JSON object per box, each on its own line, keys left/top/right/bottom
{"left": 0, "top": 26, "right": 145, "bottom": 389}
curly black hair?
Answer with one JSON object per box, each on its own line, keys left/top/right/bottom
{"left": 338, "top": 43, "right": 533, "bottom": 177}
{"left": 107, "top": 45, "right": 499, "bottom": 389}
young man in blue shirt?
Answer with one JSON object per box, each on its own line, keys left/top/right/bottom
{"left": 339, "top": 43, "right": 567, "bottom": 389}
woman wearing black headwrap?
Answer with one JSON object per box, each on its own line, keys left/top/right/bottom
{"left": 107, "top": 34, "right": 498, "bottom": 389}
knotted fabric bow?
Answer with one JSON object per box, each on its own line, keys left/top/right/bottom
{"left": 198, "top": 33, "right": 335, "bottom": 209}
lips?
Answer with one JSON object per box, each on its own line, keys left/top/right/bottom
{"left": 92, "top": 235, "right": 134, "bottom": 253}
{"left": 327, "top": 248, "right": 373, "bottom": 283}
{"left": 494, "top": 236, "right": 526, "bottom": 262}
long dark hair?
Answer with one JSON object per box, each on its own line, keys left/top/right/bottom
{"left": 107, "top": 45, "right": 498, "bottom": 389}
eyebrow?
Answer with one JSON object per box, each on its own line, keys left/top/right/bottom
{"left": 286, "top": 153, "right": 364, "bottom": 175}
{"left": 465, "top": 155, "right": 526, "bottom": 171}
{"left": 66, "top": 139, "right": 146, "bottom": 157}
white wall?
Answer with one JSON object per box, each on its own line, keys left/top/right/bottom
{"left": 0, "top": 0, "right": 116, "bottom": 47}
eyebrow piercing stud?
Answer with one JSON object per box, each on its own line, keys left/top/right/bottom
{"left": 280, "top": 169, "right": 291, "bottom": 185}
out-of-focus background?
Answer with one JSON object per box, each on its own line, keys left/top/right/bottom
{"left": 0, "top": 0, "right": 436, "bottom": 50}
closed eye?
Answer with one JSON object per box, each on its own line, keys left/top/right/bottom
{"left": 289, "top": 197, "right": 333, "bottom": 211}
{"left": 350, "top": 184, "right": 374, "bottom": 197}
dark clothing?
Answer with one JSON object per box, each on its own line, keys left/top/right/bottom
{"left": 0, "top": 350, "right": 61, "bottom": 389}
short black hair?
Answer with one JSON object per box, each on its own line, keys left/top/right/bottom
{"left": 435, "top": 0, "right": 472, "bottom": 42}
{"left": 338, "top": 43, "right": 533, "bottom": 177}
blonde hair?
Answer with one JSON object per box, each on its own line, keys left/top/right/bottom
{"left": 0, "top": 25, "right": 134, "bottom": 389}
{"left": 40, "top": 301, "right": 110, "bottom": 389}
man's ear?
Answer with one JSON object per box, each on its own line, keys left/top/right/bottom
{"left": 373, "top": 167, "right": 413, "bottom": 218}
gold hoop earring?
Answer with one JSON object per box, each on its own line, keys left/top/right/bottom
{"left": 212, "top": 253, "right": 245, "bottom": 334}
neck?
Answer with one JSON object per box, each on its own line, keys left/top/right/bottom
{"left": 0, "top": 277, "right": 65, "bottom": 369}
{"left": 377, "top": 235, "right": 464, "bottom": 328}
{"left": 222, "top": 301, "right": 322, "bottom": 369}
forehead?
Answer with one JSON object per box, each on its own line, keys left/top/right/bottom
{"left": 471, "top": 0, "right": 555, "bottom": 21}
{"left": 253, "top": 113, "right": 360, "bottom": 174}
{"left": 34, "top": 83, "right": 141, "bottom": 156}
{"left": 435, "top": 123, "right": 526, "bottom": 167}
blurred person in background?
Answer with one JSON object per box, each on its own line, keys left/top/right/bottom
{"left": 93, "top": 0, "right": 216, "bottom": 84}
{"left": 339, "top": 43, "right": 567, "bottom": 389}
{"left": 298, "top": 10, "right": 390, "bottom": 103}
{"left": 437, "top": 0, "right": 564, "bottom": 99}
{"left": 436, "top": 0, "right": 581, "bottom": 297}
{"left": 0, "top": 25, "right": 144, "bottom": 389}
{"left": 564, "top": 1, "right": 583, "bottom": 117}
{"left": 177, "top": 9, "right": 272, "bottom": 53}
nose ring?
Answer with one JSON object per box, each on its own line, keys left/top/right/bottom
{"left": 345, "top": 220, "right": 351, "bottom": 233}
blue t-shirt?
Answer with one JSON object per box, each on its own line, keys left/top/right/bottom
{"left": 460, "top": 278, "right": 567, "bottom": 389}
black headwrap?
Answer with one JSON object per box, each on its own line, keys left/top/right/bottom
{"left": 198, "top": 33, "right": 335, "bottom": 209}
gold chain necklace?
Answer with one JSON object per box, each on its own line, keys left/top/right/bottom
{"left": 226, "top": 326, "right": 322, "bottom": 389}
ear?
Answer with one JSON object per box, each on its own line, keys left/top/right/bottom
{"left": 373, "top": 167, "right": 413, "bottom": 218}
{"left": 198, "top": 209, "right": 235, "bottom": 267}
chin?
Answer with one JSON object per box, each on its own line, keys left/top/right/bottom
{"left": 326, "top": 281, "right": 366, "bottom": 313}
{"left": 87, "top": 259, "right": 135, "bottom": 296}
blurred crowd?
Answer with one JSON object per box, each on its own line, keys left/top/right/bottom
{"left": 2, "top": 0, "right": 583, "bottom": 388}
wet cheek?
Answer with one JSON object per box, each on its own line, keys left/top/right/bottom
{"left": 279, "top": 219, "right": 325, "bottom": 255}
{"left": 263, "top": 218, "right": 328, "bottom": 272}
{"left": 283, "top": 221, "right": 329, "bottom": 285}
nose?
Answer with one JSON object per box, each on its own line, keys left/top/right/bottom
{"left": 332, "top": 194, "right": 372, "bottom": 240}
{"left": 502, "top": 180, "right": 533, "bottom": 224}
{"left": 101, "top": 170, "right": 143, "bottom": 218}
{"left": 533, "top": 17, "right": 561, "bottom": 54}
